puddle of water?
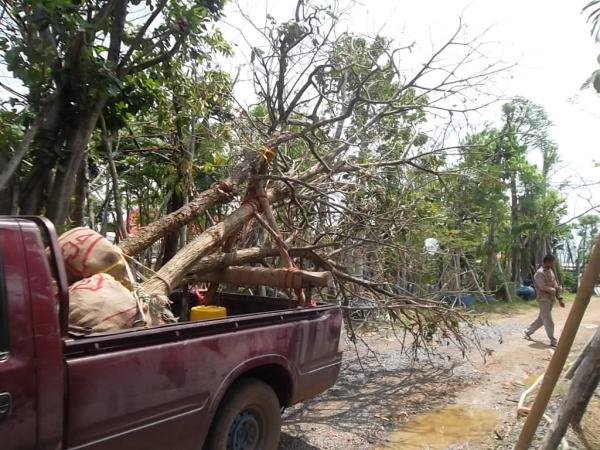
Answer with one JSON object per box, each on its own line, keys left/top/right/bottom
{"left": 523, "top": 372, "right": 541, "bottom": 387}
{"left": 380, "top": 405, "right": 497, "bottom": 450}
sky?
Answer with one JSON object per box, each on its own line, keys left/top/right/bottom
{"left": 220, "top": 0, "right": 600, "bottom": 221}
{"left": 1, "top": 1, "right": 598, "bottom": 221}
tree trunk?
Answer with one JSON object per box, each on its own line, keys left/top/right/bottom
{"left": 571, "top": 370, "right": 600, "bottom": 427}
{"left": 141, "top": 200, "right": 262, "bottom": 295}
{"left": 21, "top": 164, "right": 54, "bottom": 215}
{"left": 0, "top": 155, "right": 19, "bottom": 215}
{"left": 118, "top": 180, "right": 236, "bottom": 256}
{"left": 541, "top": 327, "right": 600, "bottom": 449}
{"left": 186, "top": 245, "right": 278, "bottom": 277}
{"left": 85, "top": 160, "right": 95, "bottom": 228}
{"left": 161, "top": 191, "right": 185, "bottom": 266}
{"left": 72, "top": 154, "right": 87, "bottom": 227}
{"left": 100, "top": 181, "right": 111, "bottom": 236}
{"left": 179, "top": 193, "right": 189, "bottom": 248}
{"left": 566, "top": 335, "right": 594, "bottom": 380}
{"left": 0, "top": 121, "right": 39, "bottom": 191}
{"left": 510, "top": 173, "right": 520, "bottom": 282}
{"left": 101, "top": 126, "right": 128, "bottom": 239}
{"left": 192, "top": 266, "right": 332, "bottom": 289}
{"left": 46, "top": 105, "right": 103, "bottom": 226}
{"left": 20, "top": 93, "right": 65, "bottom": 215}
{"left": 484, "top": 220, "right": 497, "bottom": 291}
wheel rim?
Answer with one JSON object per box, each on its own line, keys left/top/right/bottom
{"left": 227, "top": 409, "right": 261, "bottom": 450}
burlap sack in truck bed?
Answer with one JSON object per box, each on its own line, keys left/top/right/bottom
{"left": 69, "top": 273, "right": 141, "bottom": 335}
{"left": 58, "top": 227, "right": 128, "bottom": 284}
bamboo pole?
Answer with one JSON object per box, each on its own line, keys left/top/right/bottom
{"left": 515, "top": 234, "right": 600, "bottom": 450}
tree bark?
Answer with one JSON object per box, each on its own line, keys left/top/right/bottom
{"left": 46, "top": 105, "right": 104, "bottom": 226}
{"left": 0, "top": 121, "right": 39, "bottom": 190}
{"left": 20, "top": 94, "right": 65, "bottom": 215}
{"left": 484, "top": 220, "right": 497, "bottom": 291}
{"left": 140, "top": 176, "right": 291, "bottom": 295}
{"left": 510, "top": 172, "right": 520, "bottom": 282}
{"left": 0, "top": 155, "right": 19, "bottom": 215}
{"left": 118, "top": 180, "right": 236, "bottom": 256}
{"left": 72, "top": 154, "right": 87, "bottom": 227}
{"left": 193, "top": 266, "right": 332, "bottom": 289}
{"left": 161, "top": 191, "right": 185, "bottom": 266}
{"left": 141, "top": 200, "right": 263, "bottom": 295}
{"left": 101, "top": 124, "right": 128, "bottom": 239}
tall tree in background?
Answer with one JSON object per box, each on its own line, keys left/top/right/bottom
{"left": 498, "top": 98, "right": 566, "bottom": 282}
{"left": 0, "top": 0, "right": 227, "bottom": 225}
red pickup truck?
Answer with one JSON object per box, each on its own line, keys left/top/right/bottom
{"left": 0, "top": 216, "right": 343, "bottom": 450}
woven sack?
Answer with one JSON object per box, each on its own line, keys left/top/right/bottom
{"left": 58, "top": 227, "right": 127, "bottom": 284}
{"left": 69, "top": 273, "right": 140, "bottom": 334}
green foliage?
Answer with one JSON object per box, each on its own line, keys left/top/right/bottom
{"left": 582, "top": 1, "right": 600, "bottom": 92}
{"left": 0, "top": 0, "right": 229, "bottom": 222}
{"left": 561, "top": 271, "right": 578, "bottom": 293}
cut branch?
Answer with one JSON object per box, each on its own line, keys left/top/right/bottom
{"left": 118, "top": 180, "right": 235, "bottom": 256}
{"left": 193, "top": 266, "right": 332, "bottom": 289}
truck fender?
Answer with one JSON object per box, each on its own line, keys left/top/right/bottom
{"left": 208, "top": 354, "right": 297, "bottom": 415}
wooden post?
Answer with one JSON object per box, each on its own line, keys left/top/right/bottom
{"left": 515, "top": 234, "right": 600, "bottom": 450}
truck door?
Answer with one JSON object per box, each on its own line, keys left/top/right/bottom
{"left": 0, "top": 221, "right": 38, "bottom": 449}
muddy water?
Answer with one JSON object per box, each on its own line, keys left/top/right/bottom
{"left": 522, "top": 372, "right": 541, "bottom": 387}
{"left": 379, "top": 405, "right": 497, "bottom": 450}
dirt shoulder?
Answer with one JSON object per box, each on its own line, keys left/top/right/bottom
{"left": 279, "top": 298, "right": 600, "bottom": 450}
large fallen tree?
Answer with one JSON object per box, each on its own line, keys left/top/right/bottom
{"left": 129, "top": 3, "right": 504, "bottom": 308}
{"left": 3, "top": 0, "right": 508, "bottom": 354}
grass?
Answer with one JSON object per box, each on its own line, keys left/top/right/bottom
{"left": 470, "top": 292, "right": 577, "bottom": 316}
{"left": 471, "top": 297, "right": 539, "bottom": 316}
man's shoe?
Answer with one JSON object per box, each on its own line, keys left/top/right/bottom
{"left": 550, "top": 341, "right": 557, "bottom": 348}
{"left": 524, "top": 332, "right": 533, "bottom": 341}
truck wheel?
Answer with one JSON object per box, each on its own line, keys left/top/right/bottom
{"left": 205, "top": 377, "right": 281, "bottom": 450}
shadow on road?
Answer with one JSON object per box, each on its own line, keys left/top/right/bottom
{"left": 528, "top": 342, "right": 551, "bottom": 350}
{"left": 279, "top": 433, "right": 321, "bottom": 450}
{"left": 278, "top": 350, "right": 468, "bottom": 449}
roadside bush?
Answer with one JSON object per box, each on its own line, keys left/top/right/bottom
{"left": 561, "top": 271, "right": 578, "bottom": 293}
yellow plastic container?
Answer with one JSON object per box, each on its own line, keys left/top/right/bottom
{"left": 190, "top": 305, "right": 227, "bottom": 321}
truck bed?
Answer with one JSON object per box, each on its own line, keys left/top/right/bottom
{"left": 62, "top": 296, "right": 342, "bottom": 449}
{"left": 64, "top": 294, "right": 335, "bottom": 357}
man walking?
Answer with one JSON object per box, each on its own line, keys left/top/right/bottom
{"left": 524, "top": 254, "right": 565, "bottom": 347}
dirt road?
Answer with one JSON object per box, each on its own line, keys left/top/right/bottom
{"left": 279, "top": 298, "right": 600, "bottom": 449}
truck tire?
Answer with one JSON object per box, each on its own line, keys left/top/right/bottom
{"left": 205, "top": 377, "right": 281, "bottom": 450}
